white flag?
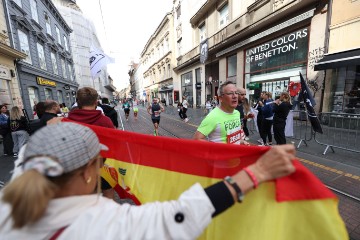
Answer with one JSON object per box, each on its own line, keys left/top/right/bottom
{"left": 89, "top": 46, "right": 115, "bottom": 79}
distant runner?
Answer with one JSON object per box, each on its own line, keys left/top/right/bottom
{"left": 133, "top": 99, "right": 139, "bottom": 120}
{"left": 147, "top": 98, "right": 164, "bottom": 136}
{"left": 122, "top": 100, "right": 131, "bottom": 121}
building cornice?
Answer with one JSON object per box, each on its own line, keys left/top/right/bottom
{"left": 0, "top": 42, "right": 27, "bottom": 59}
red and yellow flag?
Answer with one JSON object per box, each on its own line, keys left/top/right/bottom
{"left": 65, "top": 120, "right": 348, "bottom": 239}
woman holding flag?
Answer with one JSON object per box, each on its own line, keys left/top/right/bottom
{"left": 0, "top": 122, "right": 298, "bottom": 239}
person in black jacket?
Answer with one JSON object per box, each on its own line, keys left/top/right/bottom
{"left": 101, "top": 97, "right": 118, "bottom": 128}
{"left": 9, "top": 106, "right": 29, "bottom": 157}
{"left": 39, "top": 101, "right": 61, "bottom": 128}
{"left": 273, "top": 92, "right": 292, "bottom": 145}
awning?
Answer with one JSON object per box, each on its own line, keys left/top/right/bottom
{"left": 314, "top": 48, "right": 360, "bottom": 71}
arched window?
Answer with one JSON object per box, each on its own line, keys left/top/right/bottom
{"left": 28, "top": 87, "right": 39, "bottom": 110}
{"left": 57, "top": 90, "right": 63, "bottom": 104}
{"left": 44, "top": 88, "right": 53, "bottom": 100}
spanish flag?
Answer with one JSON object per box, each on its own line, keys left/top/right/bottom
{"left": 68, "top": 121, "right": 348, "bottom": 239}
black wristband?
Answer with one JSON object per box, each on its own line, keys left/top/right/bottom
{"left": 224, "top": 176, "right": 244, "bottom": 203}
{"left": 204, "top": 181, "right": 234, "bottom": 217}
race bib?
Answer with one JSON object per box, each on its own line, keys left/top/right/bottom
{"left": 154, "top": 111, "right": 160, "bottom": 117}
{"left": 226, "top": 129, "right": 244, "bottom": 144}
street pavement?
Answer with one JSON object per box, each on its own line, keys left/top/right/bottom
{"left": 1, "top": 105, "right": 359, "bottom": 239}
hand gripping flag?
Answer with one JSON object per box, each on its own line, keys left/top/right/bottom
{"left": 299, "top": 72, "right": 323, "bottom": 134}
{"left": 63, "top": 119, "right": 347, "bottom": 240}
{"left": 89, "top": 46, "right": 115, "bottom": 79}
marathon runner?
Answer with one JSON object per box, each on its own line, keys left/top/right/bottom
{"left": 133, "top": 98, "right": 139, "bottom": 120}
{"left": 147, "top": 98, "right": 164, "bottom": 136}
{"left": 122, "top": 100, "right": 131, "bottom": 121}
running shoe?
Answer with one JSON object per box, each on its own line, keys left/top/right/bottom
{"left": 184, "top": 118, "right": 189, "bottom": 123}
{"left": 153, "top": 130, "right": 157, "bottom": 136}
{"left": 13, "top": 153, "right": 18, "bottom": 157}
{"left": 257, "top": 139, "right": 264, "bottom": 144}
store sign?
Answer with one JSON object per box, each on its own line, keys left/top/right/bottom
{"left": 0, "top": 65, "right": 11, "bottom": 80}
{"left": 63, "top": 84, "right": 70, "bottom": 90}
{"left": 247, "top": 82, "right": 261, "bottom": 90}
{"left": 196, "top": 83, "right": 202, "bottom": 89}
{"left": 246, "top": 28, "right": 308, "bottom": 63}
{"left": 37, "top": 77, "right": 56, "bottom": 87}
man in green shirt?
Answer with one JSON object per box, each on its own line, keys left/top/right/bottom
{"left": 193, "top": 81, "right": 248, "bottom": 145}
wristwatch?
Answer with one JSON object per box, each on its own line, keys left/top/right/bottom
{"left": 224, "top": 176, "right": 244, "bottom": 203}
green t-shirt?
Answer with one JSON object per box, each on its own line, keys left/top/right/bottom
{"left": 197, "top": 107, "right": 243, "bottom": 144}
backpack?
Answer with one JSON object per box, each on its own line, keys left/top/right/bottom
{"left": 262, "top": 100, "right": 274, "bottom": 119}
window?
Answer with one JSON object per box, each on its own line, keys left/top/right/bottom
{"left": 51, "top": 52, "right": 58, "bottom": 75}
{"left": 37, "top": 43, "right": 46, "bottom": 70}
{"left": 67, "top": 62, "right": 72, "bottom": 80}
{"left": 57, "top": 90, "right": 63, "bottom": 104}
{"left": 45, "top": 13, "right": 51, "bottom": 35}
{"left": 44, "top": 88, "right": 53, "bottom": 100}
{"left": 55, "top": 26, "right": 61, "bottom": 44}
{"left": 227, "top": 54, "right": 237, "bottom": 77}
{"left": 199, "top": 24, "right": 206, "bottom": 42}
{"left": 63, "top": 36, "right": 69, "bottom": 51}
{"left": 18, "top": 30, "right": 32, "bottom": 64}
{"left": 13, "top": 0, "right": 22, "bottom": 7}
{"left": 28, "top": 87, "right": 39, "bottom": 110}
{"left": 165, "top": 38, "right": 169, "bottom": 53}
{"left": 181, "top": 71, "right": 193, "bottom": 107}
{"left": 177, "top": 39, "right": 182, "bottom": 56}
{"left": 219, "top": 3, "right": 229, "bottom": 28}
{"left": 30, "top": 0, "right": 39, "bottom": 22}
{"left": 61, "top": 58, "right": 67, "bottom": 78}
{"left": 176, "top": 5, "right": 181, "bottom": 19}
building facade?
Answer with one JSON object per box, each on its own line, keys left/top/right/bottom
{"left": 141, "top": 12, "right": 176, "bottom": 105}
{"left": 52, "top": 0, "right": 116, "bottom": 99}
{"left": 172, "top": 0, "right": 329, "bottom": 110}
{"left": 4, "top": 0, "right": 78, "bottom": 118}
{"left": 315, "top": 0, "right": 360, "bottom": 114}
{"left": 0, "top": 0, "right": 27, "bottom": 108}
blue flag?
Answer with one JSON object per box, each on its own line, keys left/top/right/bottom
{"left": 299, "top": 73, "right": 323, "bottom": 134}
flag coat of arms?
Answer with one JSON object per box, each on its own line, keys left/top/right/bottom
{"left": 64, "top": 120, "right": 347, "bottom": 240}
{"left": 89, "top": 46, "right": 114, "bottom": 79}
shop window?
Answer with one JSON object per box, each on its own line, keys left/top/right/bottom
{"left": 174, "top": 90, "right": 179, "bottom": 103}
{"left": 37, "top": 43, "right": 46, "bottom": 70}
{"left": 331, "top": 65, "right": 360, "bottom": 114}
{"left": 57, "top": 90, "right": 64, "bottom": 104}
{"left": 227, "top": 54, "right": 237, "bottom": 77}
{"left": 18, "top": 30, "right": 32, "bottom": 64}
{"left": 30, "top": 0, "right": 39, "bottom": 23}
{"left": 181, "top": 71, "right": 193, "bottom": 107}
{"left": 28, "top": 87, "right": 39, "bottom": 110}
{"left": 44, "top": 88, "right": 53, "bottom": 100}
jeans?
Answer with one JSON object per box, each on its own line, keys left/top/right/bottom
{"left": 12, "top": 130, "right": 29, "bottom": 154}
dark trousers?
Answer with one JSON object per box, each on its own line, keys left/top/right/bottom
{"left": 261, "top": 119, "right": 273, "bottom": 144}
{"left": 2, "top": 133, "right": 14, "bottom": 155}
{"left": 273, "top": 121, "right": 286, "bottom": 145}
{"left": 179, "top": 109, "right": 184, "bottom": 119}
{"left": 257, "top": 115, "right": 263, "bottom": 138}
{"left": 182, "top": 108, "right": 188, "bottom": 119}
{"left": 242, "top": 119, "right": 249, "bottom": 137}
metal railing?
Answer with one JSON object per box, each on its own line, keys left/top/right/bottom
{"left": 315, "top": 112, "right": 360, "bottom": 155}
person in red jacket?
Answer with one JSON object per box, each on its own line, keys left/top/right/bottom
{"left": 68, "top": 87, "right": 115, "bottom": 199}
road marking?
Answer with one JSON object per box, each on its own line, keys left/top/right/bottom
{"left": 299, "top": 158, "right": 360, "bottom": 182}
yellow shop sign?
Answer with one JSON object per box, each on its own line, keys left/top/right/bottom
{"left": 36, "top": 77, "right": 56, "bottom": 87}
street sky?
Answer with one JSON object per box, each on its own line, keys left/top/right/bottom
{"left": 76, "top": 0, "right": 173, "bottom": 91}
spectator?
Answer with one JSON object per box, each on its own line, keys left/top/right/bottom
{"left": 101, "top": 97, "right": 118, "bottom": 128}
{"left": 0, "top": 104, "right": 13, "bottom": 155}
{"left": 39, "top": 101, "right": 61, "bottom": 128}
{"left": 273, "top": 92, "right": 292, "bottom": 145}
{"left": 9, "top": 106, "right": 29, "bottom": 157}
{"left": 0, "top": 122, "right": 295, "bottom": 239}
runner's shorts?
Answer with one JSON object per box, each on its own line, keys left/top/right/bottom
{"left": 124, "top": 109, "right": 130, "bottom": 114}
{"left": 152, "top": 118, "right": 160, "bottom": 124}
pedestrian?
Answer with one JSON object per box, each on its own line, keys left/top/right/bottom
{"left": 205, "top": 100, "right": 212, "bottom": 114}
{"left": 39, "top": 101, "right": 61, "bottom": 128}
{"left": 0, "top": 122, "right": 295, "bottom": 239}
{"left": 9, "top": 106, "right": 29, "bottom": 157}
{"left": 211, "top": 96, "right": 219, "bottom": 109}
{"left": 193, "top": 81, "right": 248, "bottom": 145}
{"left": 133, "top": 98, "right": 139, "bottom": 120}
{"left": 242, "top": 98, "right": 252, "bottom": 141}
{"left": 260, "top": 92, "right": 274, "bottom": 146}
{"left": 60, "top": 103, "right": 69, "bottom": 117}
{"left": 0, "top": 104, "right": 13, "bottom": 155}
{"left": 122, "top": 100, "right": 131, "bottom": 121}
{"left": 235, "top": 88, "right": 249, "bottom": 141}
{"left": 273, "top": 92, "right": 292, "bottom": 145}
{"left": 67, "top": 87, "right": 115, "bottom": 199}
{"left": 147, "top": 98, "right": 164, "bottom": 136}
{"left": 182, "top": 96, "right": 189, "bottom": 123}
{"left": 177, "top": 101, "right": 183, "bottom": 120}
{"left": 101, "top": 97, "right": 119, "bottom": 128}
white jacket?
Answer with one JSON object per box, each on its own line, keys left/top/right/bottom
{"left": 0, "top": 183, "right": 215, "bottom": 239}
